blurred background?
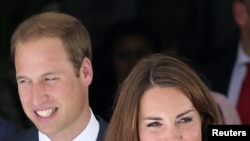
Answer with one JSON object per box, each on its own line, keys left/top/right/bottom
{"left": 0, "top": 0, "right": 238, "bottom": 130}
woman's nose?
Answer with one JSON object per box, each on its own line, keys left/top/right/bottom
{"left": 161, "top": 127, "right": 180, "bottom": 141}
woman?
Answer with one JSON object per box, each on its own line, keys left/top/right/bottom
{"left": 104, "top": 53, "right": 223, "bottom": 141}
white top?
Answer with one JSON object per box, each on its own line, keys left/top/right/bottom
{"left": 228, "top": 42, "right": 250, "bottom": 106}
{"left": 39, "top": 108, "right": 100, "bottom": 141}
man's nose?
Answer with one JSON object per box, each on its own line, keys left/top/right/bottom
{"left": 31, "top": 83, "right": 48, "bottom": 106}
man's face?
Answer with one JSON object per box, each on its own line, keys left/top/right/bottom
{"left": 15, "top": 36, "right": 92, "bottom": 138}
{"left": 112, "top": 35, "right": 154, "bottom": 81}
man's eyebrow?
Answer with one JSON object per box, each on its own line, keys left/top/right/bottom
{"left": 41, "top": 72, "right": 56, "bottom": 77}
{"left": 16, "top": 75, "right": 27, "bottom": 80}
{"left": 16, "top": 72, "right": 57, "bottom": 80}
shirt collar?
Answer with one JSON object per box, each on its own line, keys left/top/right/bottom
{"left": 236, "top": 41, "right": 250, "bottom": 66}
{"left": 39, "top": 108, "right": 100, "bottom": 141}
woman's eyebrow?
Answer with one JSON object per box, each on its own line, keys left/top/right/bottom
{"left": 176, "top": 109, "right": 194, "bottom": 118}
{"left": 143, "top": 117, "right": 163, "bottom": 120}
{"left": 142, "top": 110, "right": 194, "bottom": 120}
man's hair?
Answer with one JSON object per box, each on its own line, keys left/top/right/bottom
{"left": 11, "top": 11, "right": 92, "bottom": 76}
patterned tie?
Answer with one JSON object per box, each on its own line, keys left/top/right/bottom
{"left": 237, "top": 63, "right": 250, "bottom": 124}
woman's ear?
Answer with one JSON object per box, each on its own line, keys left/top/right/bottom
{"left": 80, "top": 57, "right": 93, "bottom": 86}
{"left": 233, "top": 0, "right": 249, "bottom": 27}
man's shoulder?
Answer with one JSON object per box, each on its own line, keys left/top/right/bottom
{"left": 3, "top": 126, "right": 38, "bottom": 141}
{"left": 0, "top": 116, "right": 16, "bottom": 140}
{"left": 96, "top": 115, "right": 108, "bottom": 126}
{"left": 95, "top": 115, "right": 109, "bottom": 141}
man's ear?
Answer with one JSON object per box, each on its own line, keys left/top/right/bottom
{"left": 80, "top": 57, "right": 93, "bottom": 86}
{"left": 233, "top": 1, "right": 249, "bottom": 27}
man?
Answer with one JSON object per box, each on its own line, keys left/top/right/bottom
{"left": 201, "top": 0, "right": 250, "bottom": 124}
{"left": 4, "top": 11, "right": 108, "bottom": 141}
{"left": 0, "top": 116, "right": 15, "bottom": 141}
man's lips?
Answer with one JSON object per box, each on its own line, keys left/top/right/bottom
{"left": 35, "top": 108, "right": 58, "bottom": 118}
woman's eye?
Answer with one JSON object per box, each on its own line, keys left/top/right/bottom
{"left": 178, "top": 117, "right": 192, "bottom": 123}
{"left": 147, "top": 122, "right": 162, "bottom": 127}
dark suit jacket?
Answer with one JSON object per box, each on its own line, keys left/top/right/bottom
{"left": 199, "top": 40, "right": 238, "bottom": 96}
{"left": 4, "top": 115, "right": 108, "bottom": 141}
{"left": 0, "top": 116, "right": 16, "bottom": 141}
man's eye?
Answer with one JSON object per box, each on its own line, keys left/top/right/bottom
{"left": 17, "top": 79, "right": 30, "bottom": 84}
{"left": 177, "top": 117, "right": 192, "bottom": 123}
{"left": 45, "top": 77, "right": 58, "bottom": 81}
{"left": 147, "top": 122, "right": 162, "bottom": 127}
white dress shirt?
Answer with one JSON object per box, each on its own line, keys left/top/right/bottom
{"left": 39, "top": 108, "right": 100, "bottom": 141}
{"left": 228, "top": 42, "right": 250, "bottom": 106}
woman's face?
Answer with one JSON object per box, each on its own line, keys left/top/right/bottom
{"left": 138, "top": 86, "right": 202, "bottom": 141}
